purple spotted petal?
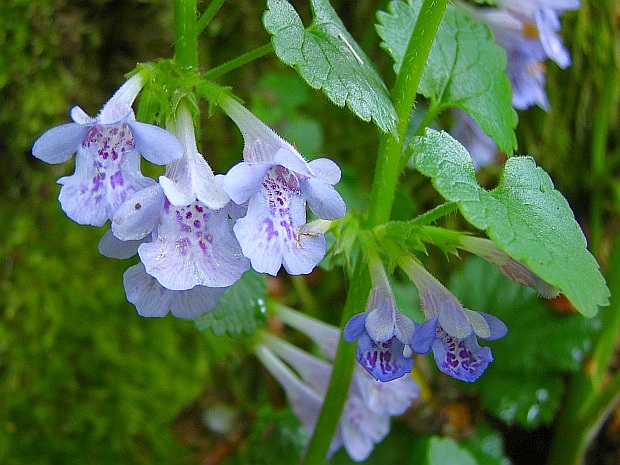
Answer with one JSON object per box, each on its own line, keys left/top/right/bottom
{"left": 432, "top": 328, "right": 493, "bottom": 382}
{"left": 105, "top": 167, "right": 156, "bottom": 222}
{"left": 127, "top": 120, "right": 183, "bottom": 165}
{"left": 57, "top": 121, "right": 157, "bottom": 226}
{"left": 32, "top": 123, "right": 91, "bottom": 164}
{"left": 123, "top": 263, "right": 226, "bottom": 318}
{"left": 301, "top": 176, "right": 346, "bottom": 220}
{"left": 232, "top": 165, "right": 326, "bottom": 275}
{"left": 138, "top": 200, "right": 249, "bottom": 290}
{"left": 112, "top": 183, "right": 165, "bottom": 241}
{"left": 57, "top": 149, "right": 108, "bottom": 226}
{"left": 356, "top": 333, "right": 414, "bottom": 382}
{"left": 222, "top": 161, "right": 272, "bottom": 204}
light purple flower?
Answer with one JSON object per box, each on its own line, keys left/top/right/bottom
{"left": 123, "top": 263, "right": 226, "bottom": 318}
{"left": 472, "top": 0, "right": 578, "bottom": 110}
{"left": 475, "top": 8, "right": 551, "bottom": 110}
{"left": 266, "top": 307, "right": 418, "bottom": 461}
{"left": 32, "top": 75, "right": 183, "bottom": 226}
{"left": 496, "top": 0, "right": 578, "bottom": 67}
{"left": 450, "top": 108, "right": 499, "bottom": 170}
{"left": 111, "top": 105, "right": 249, "bottom": 292}
{"left": 400, "top": 256, "right": 507, "bottom": 382}
{"left": 220, "top": 97, "right": 346, "bottom": 276}
{"left": 459, "top": 236, "right": 560, "bottom": 299}
{"left": 257, "top": 326, "right": 417, "bottom": 461}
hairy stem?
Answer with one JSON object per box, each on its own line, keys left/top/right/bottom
{"left": 368, "top": 0, "right": 448, "bottom": 226}
{"left": 301, "top": 0, "right": 448, "bottom": 461}
{"left": 174, "top": 0, "right": 198, "bottom": 69}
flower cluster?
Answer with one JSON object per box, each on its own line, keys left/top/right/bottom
{"left": 32, "top": 77, "right": 345, "bottom": 318}
{"left": 343, "top": 242, "right": 560, "bottom": 384}
{"left": 256, "top": 306, "right": 418, "bottom": 462}
{"left": 344, "top": 251, "right": 510, "bottom": 383}
{"left": 452, "top": 0, "right": 579, "bottom": 168}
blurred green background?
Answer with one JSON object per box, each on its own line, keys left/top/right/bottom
{"left": 0, "top": 0, "right": 617, "bottom": 464}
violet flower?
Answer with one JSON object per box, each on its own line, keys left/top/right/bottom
{"left": 343, "top": 257, "right": 416, "bottom": 382}
{"left": 400, "top": 256, "right": 507, "bottom": 382}
{"left": 111, "top": 105, "right": 249, "bottom": 292}
{"left": 220, "top": 97, "right": 346, "bottom": 276}
{"left": 32, "top": 74, "right": 183, "bottom": 226}
{"left": 459, "top": 236, "right": 560, "bottom": 299}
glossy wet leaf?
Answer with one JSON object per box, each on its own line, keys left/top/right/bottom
{"left": 263, "top": 0, "right": 398, "bottom": 134}
{"left": 413, "top": 129, "right": 610, "bottom": 317}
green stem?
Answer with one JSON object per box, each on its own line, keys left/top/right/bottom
{"left": 302, "top": 0, "right": 447, "bottom": 462}
{"left": 174, "top": 0, "right": 198, "bottom": 69}
{"left": 197, "top": 0, "right": 227, "bottom": 33}
{"left": 204, "top": 43, "right": 274, "bottom": 80}
{"left": 300, "top": 263, "right": 371, "bottom": 465}
{"left": 548, "top": 231, "right": 620, "bottom": 465}
{"left": 415, "top": 101, "right": 444, "bottom": 137}
{"left": 368, "top": 0, "right": 448, "bottom": 226}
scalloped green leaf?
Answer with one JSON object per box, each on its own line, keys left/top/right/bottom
{"left": 263, "top": 0, "right": 397, "bottom": 134}
{"left": 412, "top": 129, "right": 609, "bottom": 317}
{"left": 193, "top": 270, "right": 267, "bottom": 337}
{"left": 377, "top": 0, "right": 517, "bottom": 154}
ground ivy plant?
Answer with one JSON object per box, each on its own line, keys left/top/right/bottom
{"left": 30, "top": 0, "right": 612, "bottom": 463}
